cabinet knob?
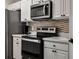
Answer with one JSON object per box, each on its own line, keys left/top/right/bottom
{"left": 62, "top": 14, "right": 65, "bottom": 16}
{"left": 25, "top": 19, "right": 27, "bottom": 20}
{"left": 52, "top": 50, "right": 54, "bottom": 52}
{"left": 53, "top": 45, "right": 56, "bottom": 47}
{"left": 54, "top": 50, "right": 56, "bottom": 52}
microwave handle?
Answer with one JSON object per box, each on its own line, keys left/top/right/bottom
{"left": 43, "top": 5, "right": 45, "bottom": 15}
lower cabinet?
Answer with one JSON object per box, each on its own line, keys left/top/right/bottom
{"left": 54, "top": 50, "right": 68, "bottom": 59}
{"left": 44, "top": 48, "right": 54, "bottom": 59}
{"left": 13, "top": 37, "right": 22, "bottom": 59}
{"left": 44, "top": 48, "right": 68, "bottom": 59}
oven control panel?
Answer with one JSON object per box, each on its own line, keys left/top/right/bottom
{"left": 37, "top": 26, "right": 56, "bottom": 33}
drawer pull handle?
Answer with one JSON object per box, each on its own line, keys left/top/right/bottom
{"left": 52, "top": 50, "right": 54, "bottom": 52}
{"left": 16, "top": 42, "right": 19, "bottom": 44}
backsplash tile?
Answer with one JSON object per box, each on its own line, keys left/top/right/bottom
{"left": 30, "top": 19, "right": 69, "bottom": 33}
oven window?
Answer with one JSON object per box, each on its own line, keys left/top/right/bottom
{"left": 22, "top": 40, "right": 41, "bottom": 54}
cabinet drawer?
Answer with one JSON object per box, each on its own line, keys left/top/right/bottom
{"left": 13, "top": 37, "right": 21, "bottom": 42}
{"left": 44, "top": 41, "right": 68, "bottom": 51}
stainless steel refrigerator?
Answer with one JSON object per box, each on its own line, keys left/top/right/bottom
{"left": 5, "top": 9, "right": 23, "bottom": 59}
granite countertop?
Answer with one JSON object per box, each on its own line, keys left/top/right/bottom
{"left": 43, "top": 37, "right": 69, "bottom": 43}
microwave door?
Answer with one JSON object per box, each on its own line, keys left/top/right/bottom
{"left": 31, "top": 1, "right": 52, "bottom": 20}
{"left": 31, "top": 5, "right": 45, "bottom": 19}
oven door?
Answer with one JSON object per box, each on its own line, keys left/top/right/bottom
{"left": 22, "top": 38, "right": 41, "bottom": 55}
{"left": 31, "top": 1, "right": 52, "bottom": 20}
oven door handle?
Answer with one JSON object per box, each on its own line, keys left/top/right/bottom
{"left": 22, "top": 38, "right": 41, "bottom": 43}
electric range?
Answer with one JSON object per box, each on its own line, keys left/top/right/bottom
{"left": 22, "top": 26, "right": 58, "bottom": 59}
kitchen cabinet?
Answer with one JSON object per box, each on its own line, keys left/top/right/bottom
{"left": 44, "top": 48, "right": 54, "bottom": 59}
{"left": 13, "top": 37, "right": 22, "bottom": 59}
{"left": 44, "top": 41, "right": 69, "bottom": 59}
{"left": 44, "top": 48, "right": 68, "bottom": 59}
{"left": 7, "top": 1, "right": 21, "bottom": 11}
{"left": 54, "top": 50, "right": 68, "bottom": 59}
{"left": 21, "top": 0, "right": 32, "bottom": 22}
{"left": 51, "top": 0, "right": 70, "bottom": 19}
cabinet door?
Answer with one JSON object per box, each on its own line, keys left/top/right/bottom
{"left": 60, "top": 0, "right": 70, "bottom": 17}
{"left": 16, "top": 38, "right": 22, "bottom": 59}
{"left": 52, "top": 0, "right": 61, "bottom": 19}
{"left": 13, "top": 37, "right": 22, "bottom": 59}
{"left": 54, "top": 50, "right": 68, "bottom": 59}
{"left": 13, "top": 37, "right": 18, "bottom": 59}
{"left": 64, "top": 0, "right": 70, "bottom": 16}
{"left": 44, "top": 48, "right": 54, "bottom": 59}
{"left": 21, "top": 0, "right": 31, "bottom": 22}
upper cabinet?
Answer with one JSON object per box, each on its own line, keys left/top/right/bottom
{"left": 52, "top": 0, "right": 70, "bottom": 19}
{"left": 21, "top": 0, "right": 32, "bottom": 22}
{"left": 21, "top": 0, "right": 70, "bottom": 21}
{"left": 6, "top": 1, "right": 21, "bottom": 11}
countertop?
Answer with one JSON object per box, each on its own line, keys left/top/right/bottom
{"left": 12, "top": 34, "right": 37, "bottom": 38}
{"left": 43, "top": 37, "right": 69, "bottom": 43}
{"left": 12, "top": 34, "right": 69, "bottom": 43}
{"left": 12, "top": 34, "right": 28, "bottom": 37}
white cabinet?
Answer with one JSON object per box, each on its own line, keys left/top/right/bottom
{"left": 44, "top": 41, "right": 69, "bottom": 59}
{"left": 44, "top": 48, "right": 68, "bottom": 59}
{"left": 44, "top": 48, "right": 54, "bottom": 59}
{"left": 52, "top": 0, "right": 61, "bottom": 19}
{"left": 21, "top": 0, "right": 32, "bottom": 22}
{"left": 51, "top": 0, "right": 70, "bottom": 19}
{"left": 7, "top": 1, "right": 21, "bottom": 11}
{"left": 64, "top": 0, "right": 70, "bottom": 17}
{"left": 54, "top": 50, "right": 68, "bottom": 59}
{"left": 13, "top": 37, "right": 22, "bottom": 59}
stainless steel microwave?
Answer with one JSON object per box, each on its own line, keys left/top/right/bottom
{"left": 31, "top": 1, "right": 52, "bottom": 20}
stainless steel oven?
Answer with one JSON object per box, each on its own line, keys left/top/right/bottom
{"left": 22, "top": 38, "right": 43, "bottom": 59}
{"left": 31, "top": 1, "right": 52, "bottom": 20}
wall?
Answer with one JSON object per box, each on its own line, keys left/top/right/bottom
{"left": 30, "top": 19, "right": 69, "bottom": 33}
